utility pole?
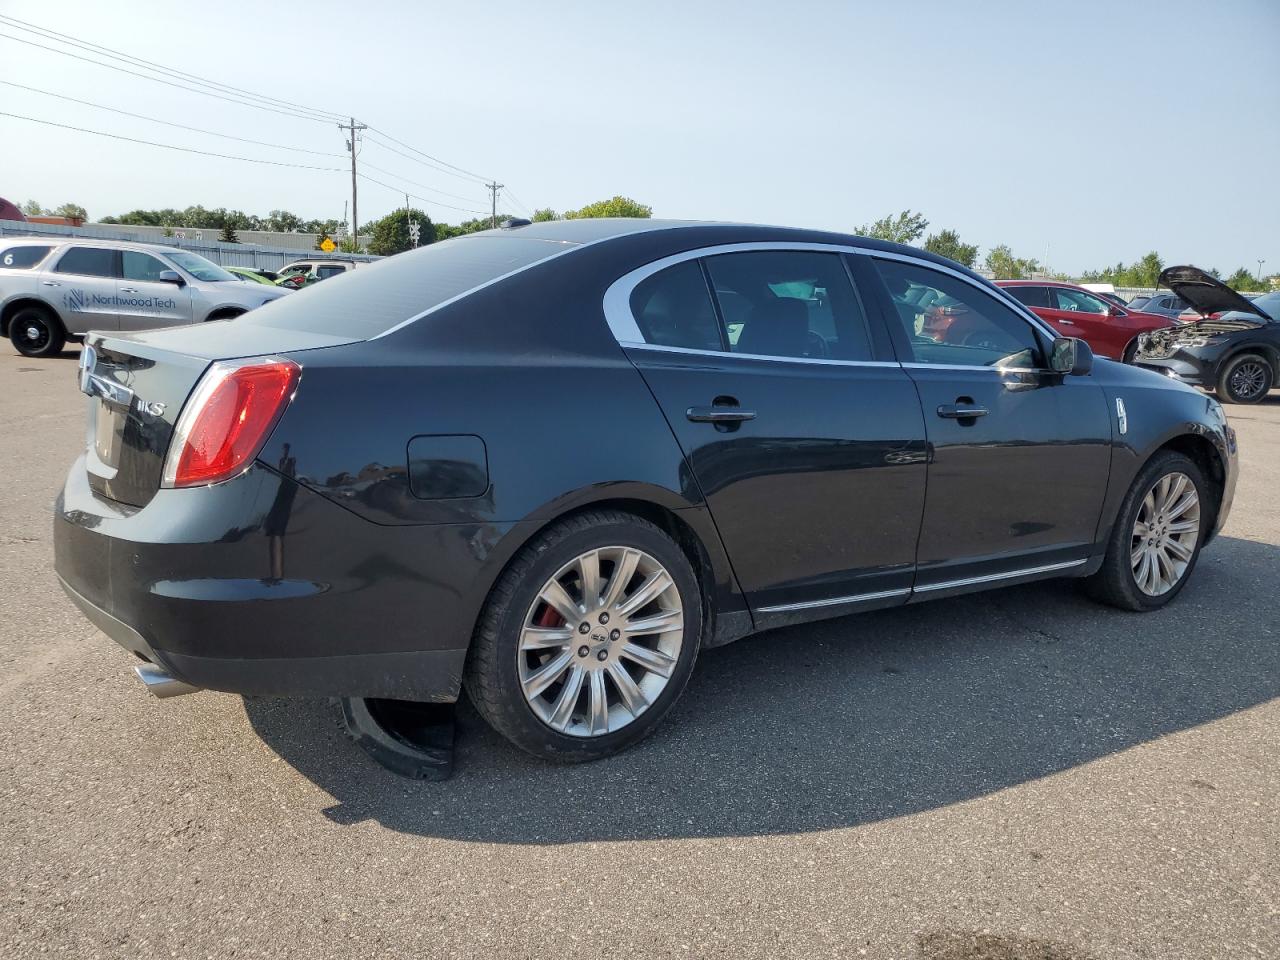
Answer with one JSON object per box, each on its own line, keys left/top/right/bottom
{"left": 1258, "top": 259, "right": 1266, "bottom": 285}
{"left": 338, "top": 116, "right": 367, "bottom": 250}
{"left": 487, "top": 181, "right": 503, "bottom": 229}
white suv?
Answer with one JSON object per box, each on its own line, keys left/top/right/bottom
{"left": 0, "top": 238, "right": 290, "bottom": 357}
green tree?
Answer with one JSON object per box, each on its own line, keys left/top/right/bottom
{"left": 265, "top": 209, "right": 305, "bottom": 232}
{"left": 855, "top": 209, "right": 928, "bottom": 245}
{"left": 984, "top": 244, "right": 1041, "bottom": 279}
{"left": 922, "top": 228, "right": 979, "bottom": 267}
{"left": 218, "top": 221, "right": 239, "bottom": 244}
{"left": 53, "top": 202, "right": 88, "bottom": 221}
{"left": 365, "top": 207, "right": 436, "bottom": 256}
{"left": 563, "top": 196, "right": 652, "bottom": 219}
{"left": 21, "top": 200, "right": 44, "bottom": 216}
{"left": 1224, "top": 267, "right": 1260, "bottom": 291}
{"left": 531, "top": 207, "right": 558, "bottom": 222}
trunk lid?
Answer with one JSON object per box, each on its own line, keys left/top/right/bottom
{"left": 1158, "top": 265, "right": 1273, "bottom": 320}
{"left": 79, "top": 323, "right": 358, "bottom": 507}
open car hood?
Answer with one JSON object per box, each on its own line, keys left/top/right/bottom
{"left": 1159, "top": 265, "right": 1272, "bottom": 320}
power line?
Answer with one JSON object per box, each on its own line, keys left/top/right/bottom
{"left": 0, "top": 80, "right": 343, "bottom": 157}
{"left": 359, "top": 158, "right": 490, "bottom": 204}
{"left": 362, "top": 131, "right": 493, "bottom": 187}
{"left": 0, "top": 13, "right": 345, "bottom": 123}
{"left": 364, "top": 127, "right": 492, "bottom": 184}
{"left": 0, "top": 111, "right": 345, "bottom": 171}
{"left": 356, "top": 172, "right": 487, "bottom": 215}
{"left": 0, "top": 32, "right": 333, "bottom": 124}
{"left": 503, "top": 187, "right": 533, "bottom": 217}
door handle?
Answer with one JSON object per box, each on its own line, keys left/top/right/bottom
{"left": 937, "top": 403, "right": 989, "bottom": 419}
{"left": 41, "top": 280, "right": 60, "bottom": 287}
{"left": 686, "top": 406, "right": 756, "bottom": 423}
{"left": 1058, "top": 318, "right": 1075, "bottom": 325}
{"left": 119, "top": 286, "right": 138, "bottom": 293}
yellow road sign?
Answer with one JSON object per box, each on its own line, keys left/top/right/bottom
{"left": 319, "top": 237, "right": 336, "bottom": 252}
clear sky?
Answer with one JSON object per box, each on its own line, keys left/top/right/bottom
{"left": 1, "top": 0, "right": 1277, "bottom": 276}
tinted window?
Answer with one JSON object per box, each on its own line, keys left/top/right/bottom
{"left": 121, "top": 251, "right": 170, "bottom": 282}
{"left": 316, "top": 265, "right": 345, "bottom": 279}
{"left": 1, "top": 245, "right": 51, "bottom": 269}
{"left": 1128, "top": 297, "right": 1150, "bottom": 310}
{"left": 629, "top": 260, "right": 722, "bottom": 351}
{"left": 1052, "top": 288, "right": 1109, "bottom": 313}
{"left": 241, "top": 236, "right": 566, "bottom": 338}
{"left": 1005, "top": 285, "right": 1052, "bottom": 308}
{"left": 54, "top": 246, "right": 116, "bottom": 278}
{"left": 704, "top": 251, "right": 873, "bottom": 361}
{"left": 873, "top": 258, "right": 1044, "bottom": 368}
{"left": 166, "top": 250, "right": 235, "bottom": 282}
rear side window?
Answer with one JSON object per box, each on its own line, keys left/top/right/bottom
{"left": 316, "top": 265, "right": 345, "bottom": 279}
{"left": 240, "top": 237, "right": 567, "bottom": 338}
{"left": 629, "top": 260, "right": 723, "bottom": 351}
{"left": 704, "top": 250, "right": 873, "bottom": 361}
{"left": 1004, "top": 285, "right": 1052, "bottom": 308}
{"left": 1052, "top": 288, "right": 1108, "bottom": 313}
{"left": 1, "top": 245, "right": 51, "bottom": 269}
{"left": 54, "top": 246, "right": 117, "bottom": 278}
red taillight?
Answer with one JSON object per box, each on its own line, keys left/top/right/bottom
{"left": 162, "top": 357, "right": 300, "bottom": 488}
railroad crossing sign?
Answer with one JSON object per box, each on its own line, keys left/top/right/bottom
{"left": 319, "top": 237, "right": 336, "bottom": 253}
{"left": 408, "top": 220, "right": 421, "bottom": 247}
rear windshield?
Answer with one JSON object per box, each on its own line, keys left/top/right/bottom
{"left": 239, "top": 236, "right": 569, "bottom": 338}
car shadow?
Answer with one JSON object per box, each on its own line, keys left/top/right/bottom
{"left": 243, "top": 534, "right": 1279, "bottom": 843}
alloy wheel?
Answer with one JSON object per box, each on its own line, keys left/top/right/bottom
{"left": 1130, "top": 472, "right": 1200, "bottom": 596}
{"left": 16, "top": 318, "right": 51, "bottom": 353}
{"left": 518, "top": 546, "right": 684, "bottom": 738}
{"left": 1229, "top": 361, "right": 1267, "bottom": 401}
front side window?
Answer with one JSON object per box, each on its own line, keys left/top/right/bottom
{"left": 873, "top": 258, "right": 1044, "bottom": 368}
{"left": 1052, "top": 288, "right": 1108, "bottom": 314}
{"left": 122, "top": 251, "right": 170, "bottom": 282}
{"left": 629, "top": 260, "right": 723, "bottom": 351}
{"left": 1005, "top": 285, "right": 1052, "bottom": 308}
{"left": 703, "top": 250, "right": 873, "bottom": 361}
{"left": 1, "top": 245, "right": 52, "bottom": 269}
{"left": 54, "top": 246, "right": 117, "bottom": 278}
{"left": 165, "top": 250, "right": 236, "bottom": 282}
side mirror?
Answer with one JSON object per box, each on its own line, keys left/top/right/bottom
{"left": 1050, "top": 337, "right": 1093, "bottom": 376}
{"left": 1105, "top": 304, "right": 1122, "bottom": 317}
{"left": 158, "top": 270, "right": 185, "bottom": 286}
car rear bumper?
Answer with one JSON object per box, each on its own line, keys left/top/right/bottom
{"left": 51, "top": 455, "right": 503, "bottom": 701}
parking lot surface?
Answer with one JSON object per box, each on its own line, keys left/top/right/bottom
{"left": 2, "top": 346, "right": 1277, "bottom": 960}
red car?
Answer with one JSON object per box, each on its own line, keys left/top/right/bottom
{"left": 996, "top": 280, "right": 1173, "bottom": 362}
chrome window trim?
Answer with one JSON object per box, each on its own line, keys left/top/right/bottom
{"left": 622, "top": 342, "right": 902, "bottom": 369}
{"left": 601, "top": 240, "right": 1062, "bottom": 357}
{"left": 756, "top": 587, "right": 910, "bottom": 614}
{"left": 913, "top": 558, "right": 1086, "bottom": 593}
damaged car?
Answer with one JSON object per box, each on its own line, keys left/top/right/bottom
{"left": 1136, "top": 266, "right": 1279, "bottom": 403}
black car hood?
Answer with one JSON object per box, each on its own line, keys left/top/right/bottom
{"left": 1159, "top": 265, "right": 1272, "bottom": 320}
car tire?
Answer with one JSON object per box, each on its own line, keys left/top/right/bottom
{"left": 1122, "top": 340, "right": 1139, "bottom": 364}
{"left": 204, "top": 308, "right": 245, "bottom": 323}
{"left": 1216, "top": 353, "right": 1273, "bottom": 404}
{"left": 1084, "top": 451, "right": 1209, "bottom": 612}
{"left": 8, "top": 304, "right": 66, "bottom": 357}
{"left": 465, "top": 509, "right": 702, "bottom": 762}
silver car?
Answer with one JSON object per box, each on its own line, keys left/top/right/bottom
{"left": 0, "top": 238, "right": 290, "bottom": 357}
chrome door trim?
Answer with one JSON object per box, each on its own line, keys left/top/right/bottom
{"left": 756, "top": 587, "right": 910, "bottom": 614}
{"left": 601, "top": 240, "right": 1061, "bottom": 347}
{"left": 623, "top": 342, "right": 902, "bottom": 369}
{"left": 913, "top": 558, "right": 1087, "bottom": 594}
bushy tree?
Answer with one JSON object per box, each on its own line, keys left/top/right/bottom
{"left": 365, "top": 207, "right": 436, "bottom": 256}
{"left": 985, "top": 244, "right": 1041, "bottom": 279}
{"left": 21, "top": 200, "right": 43, "bottom": 215}
{"left": 1224, "top": 267, "right": 1261, "bottom": 291}
{"left": 563, "top": 196, "right": 652, "bottom": 219}
{"left": 53, "top": 202, "right": 88, "bottom": 220}
{"left": 218, "top": 221, "right": 239, "bottom": 243}
{"left": 922, "top": 228, "right": 979, "bottom": 268}
{"left": 855, "top": 210, "right": 928, "bottom": 245}
{"left": 531, "top": 207, "right": 558, "bottom": 222}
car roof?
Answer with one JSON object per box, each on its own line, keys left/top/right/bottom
{"left": 0, "top": 235, "right": 193, "bottom": 257}
{"left": 463, "top": 218, "right": 990, "bottom": 279}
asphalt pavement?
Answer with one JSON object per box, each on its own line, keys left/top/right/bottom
{"left": 1, "top": 345, "right": 1276, "bottom": 959}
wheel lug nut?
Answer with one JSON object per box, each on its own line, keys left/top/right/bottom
{"left": 578, "top": 645, "right": 590, "bottom": 658}
{"left": 610, "top": 629, "right": 620, "bottom": 641}
{"left": 598, "top": 612, "right": 610, "bottom": 624}
{"left": 596, "top": 650, "right": 608, "bottom": 661}
{"left": 578, "top": 622, "right": 590, "bottom": 634}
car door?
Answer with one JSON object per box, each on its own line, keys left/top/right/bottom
{"left": 117, "top": 250, "right": 193, "bottom": 330}
{"left": 41, "top": 245, "right": 121, "bottom": 333}
{"left": 1043, "top": 286, "right": 1127, "bottom": 358}
{"left": 863, "top": 256, "right": 1112, "bottom": 594}
{"left": 608, "top": 246, "right": 929, "bottom": 618}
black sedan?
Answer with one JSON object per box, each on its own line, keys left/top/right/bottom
{"left": 54, "top": 219, "right": 1238, "bottom": 763}
{"left": 1137, "top": 265, "right": 1279, "bottom": 403}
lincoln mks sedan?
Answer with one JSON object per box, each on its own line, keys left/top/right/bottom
{"left": 54, "top": 219, "right": 1237, "bottom": 763}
